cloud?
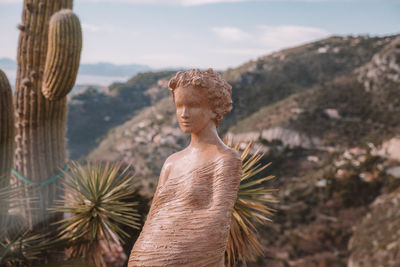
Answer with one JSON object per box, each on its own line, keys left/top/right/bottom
{"left": 73, "top": 0, "right": 347, "bottom": 6}
{"left": 257, "top": 25, "right": 330, "bottom": 48}
{"left": 79, "top": 0, "right": 365, "bottom": 4}
{"left": 180, "top": 0, "right": 249, "bottom": 6}
{"left": 81, "top": 22, "right": 126, "bottom": 34}
{"left": 212, "top": 27, "right": 250, "bottom": 41}
{"left": 82, "top": 23, "right": 103, "bottom": 32}
{"left": 79, "top": 0, "right": 251, "bottom": 5}
{"left": 213, "top": 48, "right": 267, "bottom": 55}
{"left": 0, "top": 0, "right": 21, "bottom": 3}
{"left": 0, "top": 0, "right": 363, "bottom": 5}
{"left": 212, "top": 24, "right": 330, "bottom": 55}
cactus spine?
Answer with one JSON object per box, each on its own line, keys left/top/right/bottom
{"left": 0, "top": 70, "right": 14, "bottom": 229}
{"left": 13, "top": 0, "right": 82, "bottom": 228}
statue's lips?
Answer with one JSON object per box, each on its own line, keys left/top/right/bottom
{"left": 180, "top": 121, "right": 191, "bottom": 126}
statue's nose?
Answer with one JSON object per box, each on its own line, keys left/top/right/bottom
{"left": 181, "top": 107, "right": 189, "bottom": 118}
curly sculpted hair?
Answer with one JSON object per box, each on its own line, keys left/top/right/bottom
{"left": 168, "top": 68, "right": 233, "bottom": 126}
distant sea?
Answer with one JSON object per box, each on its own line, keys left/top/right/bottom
{"left": 74, "top": 73, "right": 130, "bottom": 87}
{"left": 2, "top": 68, "right": 130, "bottom": 95}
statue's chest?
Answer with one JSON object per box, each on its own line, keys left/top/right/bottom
{"left": 160, "top": 167, "right": 215, "bottom": 209}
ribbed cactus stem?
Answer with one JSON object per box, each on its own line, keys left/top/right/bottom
{"left": 42, "top": 9, "right": 82, "bottom": 101}
{"left": 14, "top": 0, "right": 80, "bottom": 229}
{"left": 0, "top": 69, "right": 14, "bottom": 229}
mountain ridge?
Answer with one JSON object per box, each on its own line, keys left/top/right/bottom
{"left": 0, "top": 57, "right": 151, "bottom": 76}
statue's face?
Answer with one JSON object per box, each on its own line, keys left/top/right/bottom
{"left": 174, "top": 85, "right": 215, "bottom": 134}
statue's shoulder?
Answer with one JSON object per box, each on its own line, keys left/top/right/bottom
{"left": 163, "top": 149, "right": 185, "bottom": 167}
{"left": 158, "top": 150, "right": 187, "bottom": 187}
{"left": 218, "top": 146, "right": 241, "bottom": 162}
{"left": 215, "top": 147, "right": 242, "bottom": 184}
{"left": 215, "top": 147, "right": 242, "bottom": 176}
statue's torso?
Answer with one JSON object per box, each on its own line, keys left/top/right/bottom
{"left": 129, "top": 151, "right": 241, "bottom": 267}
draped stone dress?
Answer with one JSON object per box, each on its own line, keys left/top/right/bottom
{"left": 129, "top": 151, "right": 242, "bottom": 266}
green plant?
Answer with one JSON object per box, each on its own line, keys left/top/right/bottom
{"left": 2, "top": 0, "right": 82, "bottom": 229}
{"left": 0, "top": 70, "right": 14, "bottom": 230}
{"left": 224, "top": 140, "right": 278, "bottom": 267}
{"left": 0, "top": 185, "right": 59, "bottom": 266}
{"left": 52, "top": 161, "right": 141, "bottom": 267}
{"left": 1, "top": 225, "right": 54, "bottom": 266}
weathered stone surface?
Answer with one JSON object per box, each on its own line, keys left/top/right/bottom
{"left": 377, "top": 137, "right": 400, "bottom": 161}
{"left": 227, "top": 127, "right": 322, "bottom": 149}
{"left": 386, "top": 166, "right": 400, "bottom": 179}
{"left": 357, "top": 37, "right": 400, "bottom": 92}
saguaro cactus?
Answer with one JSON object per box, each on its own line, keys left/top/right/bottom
{"left": 12, "top": 0, "right": 82, "bottom": 228}
{"left": 0, "top": 70, "right": 14, "bottom": 229}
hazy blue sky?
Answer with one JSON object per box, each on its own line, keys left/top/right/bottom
{"left": 0, "top": 0, "right": 399, "bottom": 69}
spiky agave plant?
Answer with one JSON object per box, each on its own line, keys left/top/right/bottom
{"left": 224, "top": 139, "right": 278, "bottom": 267}
{"left": 52, "top": 161, "right": 141, "bottom": 267}
{"left": 0, "top": 226, "right": 55, "bottom": 266}
{"left": 0, "top": 186, "right": 29, "bottom": 265}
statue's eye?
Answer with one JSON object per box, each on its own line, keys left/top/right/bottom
{"left": 187, "top": 101, "right": 200, "bottom": 108}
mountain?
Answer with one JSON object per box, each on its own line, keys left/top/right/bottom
{"left": 78, "top": 62, "right": 151, "bottom": 77}
{"left": 219, "top": 35, "right": 395, "bottom": 132}
{"left": 0, "top": 58, "right": 152, "bottom": 90}
{"left": 227, "top": 37, "right": 400, "bottom": 148}
{"left": 0, "top": 58, "right": 17, "bottom": 69}
{"left": 83, "top": 34, "right": 400, "bottom": 266}
{"left": 0, "top": 58, "right": 151, "bottom": 77}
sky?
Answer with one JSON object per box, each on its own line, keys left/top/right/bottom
{"left": 0, "top": 0, "right": 399, "bottom": 70}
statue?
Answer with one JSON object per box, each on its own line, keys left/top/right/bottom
{"left": 128, "top": 68, "right": 242, "bottom": 266}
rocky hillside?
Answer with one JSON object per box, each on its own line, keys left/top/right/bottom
{"left": 83, "top": 34, "right": 400, "bottom": 266}
{"left": 228, "top": 37, "right": 400, "bottom": 148}
{"left": 219, "top": 35, "right": 395, "bottom": 133}
{"left": 86, "top": 35, "right": 397, "bottom": 180}
{"left": 67, "top": 71, "right": 176, "bottom": 159}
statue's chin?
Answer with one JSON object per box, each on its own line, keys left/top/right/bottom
{"left": 179, "top": 126, "right": 192, "bottom": 134}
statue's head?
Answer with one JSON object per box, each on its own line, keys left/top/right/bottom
{"left": 168, "top": 68, "right": 232, "bottom": 134}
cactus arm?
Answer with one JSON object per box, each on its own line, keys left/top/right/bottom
{"left": 0, "top": 69, "right": 14, "bottom": 187}
{"left": 0, "top": 69, "right": 14, "bottom": 228}
{"left": 42, "top": 9, "right": 82, "bottom": 101}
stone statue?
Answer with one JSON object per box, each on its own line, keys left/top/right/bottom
{"left": 128, "top": 68, "right": 242, "bottom": 266}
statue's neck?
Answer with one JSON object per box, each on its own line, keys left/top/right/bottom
{"left": 189, "top": 122, "right": 223, "bottom": 150}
